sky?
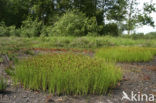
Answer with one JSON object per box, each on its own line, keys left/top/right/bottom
{"left": 136, "top": 0, "right": 156, "bottom": 34}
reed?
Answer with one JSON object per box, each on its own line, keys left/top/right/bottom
{"left": 96, "top": 47, "right": 156, "bottom": 62}
{"left": 0, "top": 77, "right": 7, "bottom": 92}
{"left": 14, "top": 53, "right": 122, "bottom": 95}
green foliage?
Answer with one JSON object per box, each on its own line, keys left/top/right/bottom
{"left": 69, "top": 37, "right": 91, "bottom": 48}
{"left": 0, "top": 22, "right": 8, "bottom": 36}
{"left": 121, "top": 32, "right": 156, "bottom": 39}
{"left": 103, "top": 23, "right": 119, "bottom": 36}
{"left": 96, "top": 47, "right": 156, "bottom": 62}
{"left": 0, "top": 77, "right": 7, "bottom": 92}
{"left": 0, "top": 57, "right": 3, "bottom": 62}
{"left": 125, "top": 0, "right": 156, "bottom": 35}
{"left": 0, "top": 0, "right": 28, "bottom": 27}
{"left": 0, "top": 36, "right": 156, "bottom": 54}
{"left": 0, "top": 37, "right": 33, "bottom": 56}
{"left": 106, "top": 0, "right": 128, "bottom": 22}
{"left": 145, "top": 32, "right": 156, "bottom": 39}
{"left": 0, "top": 22, "right": 20, "bottom": 37}
{"left": 40, "top": 26, "right": 52, "bottom": 37}
{"left": 20, "top": 18, "right": 42, "bottom": 37}
{"left": 31, "top": 36, "right": 156, "bottom": 48}
{"left": 0, "top": 0, "right": 155, "bottom": 35}
{"left": 5, "top": 68, "right": 15, "bottom": 76}
{"left": 14, "top": 53, "right": 122, "bottom": 95}
{"left": 51, "top": 10, "right": 100, "bottom": 36}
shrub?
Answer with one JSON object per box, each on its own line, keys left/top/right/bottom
{"left": 0, "top": 22, "right": 20, "bottom": 37}
{"left": 0, "top": 57, "right": 3, "bottom": 62}
{"left": 145, "top": 32, "right": 156, "bottom": 39}
{"left": 102, "top": 23, "right": 119, "bottom": 36}
{"left": 0, "top": 22, "right": 9, "bottom": 36}
{"left": 40, "top": 26, "right": 52, "bottom": 37}
{"left": 0, "top": 77, "right": 7, "bottom": 92}
{"left": 96, "top": 47, "right": 156, "bottom": 62}
{"left": 51, "top": 10, "right": 101, "bottom": 36}
{"left": 14, "top": 53, "right": 122, "bottom": 95}
{"left": 20, "top": 18, "right": 42, "bottom": 37}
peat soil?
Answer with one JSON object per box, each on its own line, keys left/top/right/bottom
{"left": 0, "top": 52, "right": 156, "bottom": 103}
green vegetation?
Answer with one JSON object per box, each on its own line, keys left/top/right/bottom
{"left": 0, "top": 0, "right": 156, "bottom": 97}
{"left": 50, "top": 10, "right": 101, "bottom": 36}
{"left": 20, "top": 18, "right": 42, "bottom": 37}
{"left": 0, "top": 57, "right": 3, "bottom": 62}
{"left": 0, "top": 77, "right": 7, "bottom": 92}
{"left": 96, "top": 47, "right": 156, "bottom": 62}
{"left": 14, "top": 53, "right": 122, "bottom": 95}
{"left": 0, "top": 36, "right": 155, "bottom": 54}
{"left": 0, "top": 0, "right": 155, "bottom": 37}
{"left": 0, "top": 36, "right": 156, "bottom": 95}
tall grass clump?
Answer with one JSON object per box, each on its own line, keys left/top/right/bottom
{"left": 96, "top": 47, "right": 156, "bottom": 62}
{"left": 0, "top": 77, "right": 7, "bottom": 92}
{"left": 14, "top": 53, "right": 122, "bottom": 95}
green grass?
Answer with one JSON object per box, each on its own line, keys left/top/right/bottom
{"left": 0, "top": 77, "right": 7, "bottom": 92}
{"left": 0, "top": 57, "right": 3, "bottom": 62}
{"left": 0, "top": 36, "right": 156, "bottom": 54}
{"left": 96, "top": 47, "right": 156, "bottom": 62}
{"left": 14, "top": 53, "right": 122, "bottom": 95}
{"left": 32, "top": 36, "right": 156, "bottom": 48}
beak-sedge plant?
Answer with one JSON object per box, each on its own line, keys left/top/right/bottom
{"left": 0, "top": 77, "right": 7, "bottom": 92}
{"left": 96, "top": 47, "right": 156, "bottom": 62}
{"left": 14, "top": 53, "right": 122, "bottom": 95}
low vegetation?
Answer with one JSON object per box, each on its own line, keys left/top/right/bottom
{"left": 0, "top": 57, "right": 3, "bottom": 62}
{"left": 0, "top": 36, "right": 155, "bottom": 54}
{"left": 0, "top": 77, "right": 7, "bottom": 92}
{"left": 96, "top": 47, "right": 156, "bottom": 62}
{"left": 14, "top": 53, "right": 122, "bottom": 95}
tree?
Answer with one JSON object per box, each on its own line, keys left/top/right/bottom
{"left": 137, "top": 3, "right": 156, "bottom": 27}
{"left": 0, "top": 0, "right": 30, "bottom": 27}
{"left": 125, "top": 0, "right": 156, "bottom": 35}
{"left": 28, "top": 0, "right": 56, "bottom": 25}
{"left": 51, "top": 10, "right": 100, "bottom": 36}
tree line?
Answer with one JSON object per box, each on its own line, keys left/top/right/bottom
{"left": 0, "top": 0, "right": 155, "bottom": 37}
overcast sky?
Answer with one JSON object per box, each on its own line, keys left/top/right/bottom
{"left": 136, "top": 0, "right": 156, "bottom": 33}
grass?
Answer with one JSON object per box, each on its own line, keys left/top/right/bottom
{"left": 33, "top": 36, "right": 156, "bottom": 48}
{"left": 13, "top": 53, "right": 122, "bottom": 95}
{"left": 1, "top": 36, "right": 156, "bottom": 95}
{"left": 0, "top": 36, "right": 156, "bottom": 53}
{"left": 96, "top": 47, "right": 156, "bottom": 62}
{"left": 0, "top": 77, "right": 7, "bottom": 92}
{"left": 0, "top": 57, "right": 3, "bottom": 62}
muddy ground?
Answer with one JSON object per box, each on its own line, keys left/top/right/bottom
{"left": 0, "top": 52, "right": 156, "bottom": 103}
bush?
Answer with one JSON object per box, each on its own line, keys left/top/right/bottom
{"left": 130, "top": 33, "right": 145, "bottom": 40}
{"left": 40, "top": 26, "right": 52, "bottom": 37}
{"left": 102, "top": 23, "right": 119, "bottom": 36}
{"left": 0, "top": 77, "right": 7, "bottom": 92}
{"left": 0, "top": 22, "right": 20, "bottom": 37}
{"left": 0, "top": 22, "right": 9, "bottom": 36}
{"left": 145, "top": 32, "right": 156, "bottom": 39}
{"left": 14, "top": 53, "right": 122, "bottom": 95}
{"left": 51, "top": 10, "right": 101, "bottom": 36}
{"left": 121, "top": 32, "right": 156, "bottom": 40}
{"left": 20, "top": 18, "right": 42, "bottom": 37}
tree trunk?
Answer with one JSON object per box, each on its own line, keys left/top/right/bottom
{"left": 128, "top": 0, "right": 133, "bottom": 35}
